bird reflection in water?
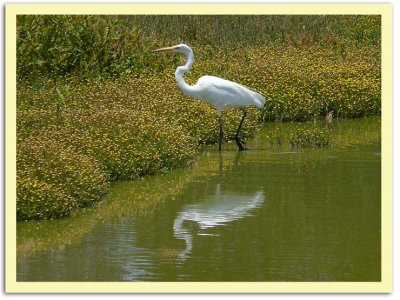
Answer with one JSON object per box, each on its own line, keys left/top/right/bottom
{"left": 173, "top": 153, "right": 265, "bottom": 260}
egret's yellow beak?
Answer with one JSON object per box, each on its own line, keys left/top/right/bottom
{"left": 153, "top": 46, "right": 177, "bottom": 53}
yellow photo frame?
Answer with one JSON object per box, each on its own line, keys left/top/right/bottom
{"left": 5, "top": 3, "right": 392, "bottom": 293}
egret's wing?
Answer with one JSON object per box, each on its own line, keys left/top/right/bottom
{"left": 194, "top": 76, "right": 264, "bottom": 108}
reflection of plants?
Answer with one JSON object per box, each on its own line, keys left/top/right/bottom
{"left": 332, "top": 116, "right": 381, "bottom": 148}
{"left": 264, "top": 117, "right": 380, "bottom": 150}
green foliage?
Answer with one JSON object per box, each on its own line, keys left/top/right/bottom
{"left": 17, "top": 15, "right": 165, "bottom": 81}
{"left": 17, "top": 130, "right": 109, "bottom": 220}
{"left": 135, "top": 15, "right": 381, "bottom": 48}
{"left": 17, "top": 15, "right": 380, "bottom": 82}
{"left": 75, "top": 109, "right": 197, "bottom": 180}
{"left": 245, "top": 45, "right": 381, "bottom": 121}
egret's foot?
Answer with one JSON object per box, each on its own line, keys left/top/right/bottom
{"left": 235, "top": 136, "right": 250, "bottom": 151}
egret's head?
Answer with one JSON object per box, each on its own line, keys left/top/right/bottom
{"left": 153, "top": 44, "right": 192, "bottom": 56}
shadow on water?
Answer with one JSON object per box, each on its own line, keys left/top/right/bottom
{"left": 17, "top": 117, "right": 381, "bottom": 282}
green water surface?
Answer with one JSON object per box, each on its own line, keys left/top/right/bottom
{"left": 17, "top": 117, "right": 381, "bottom": 281}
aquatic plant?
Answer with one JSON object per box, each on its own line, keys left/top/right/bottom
{"left": 289, "top": 127, "right": 332, "bottom": 149}
{"left": 265, "top": 123, "right": 332, "bottom": 149}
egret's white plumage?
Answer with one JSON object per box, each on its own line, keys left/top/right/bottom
{"left": 187, "top": 75, "right": 266, "bottom": 113}
{"left": 154, "top": 43, "right": 265, "bottom": 151}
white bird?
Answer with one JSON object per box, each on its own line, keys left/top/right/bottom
{"left": 153, "top": 44, "right": 266, "bottom": 151}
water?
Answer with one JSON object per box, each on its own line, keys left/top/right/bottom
{"left": 17, "top": 117, "right": 381, "bottom": 281}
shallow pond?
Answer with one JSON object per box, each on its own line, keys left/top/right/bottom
{"left": 17, "top": 117, "right": 381, "bottom": 281}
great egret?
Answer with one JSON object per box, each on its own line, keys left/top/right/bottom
{"left": 153, "top": 44, "right": 265, "bottom": 151}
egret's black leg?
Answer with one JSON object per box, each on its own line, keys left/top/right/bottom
{"left": 218, "top": 115, "right": 224, "bottom": 151}
{"left": 236, "top": 109, "right": 247, "bottom": 137}
{"left": 235, "top": 109, "right": 249, "bottom": 151}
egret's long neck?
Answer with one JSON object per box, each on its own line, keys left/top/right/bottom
{"left": 175, "top": 50, "right": 198, "bottom": 98}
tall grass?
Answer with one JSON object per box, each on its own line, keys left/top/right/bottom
{"left": 17, "top": 15, "right": 380, "bottom": 81}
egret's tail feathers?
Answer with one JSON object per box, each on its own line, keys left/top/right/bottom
{"left": 254, "top": 92, "right": 266, "bottom": 109}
